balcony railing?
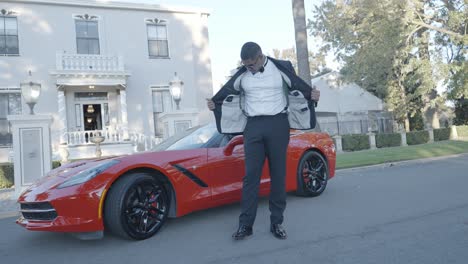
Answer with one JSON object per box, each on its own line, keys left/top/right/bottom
{"left": 56, "top": 52, "right": 124, "bottom": 72}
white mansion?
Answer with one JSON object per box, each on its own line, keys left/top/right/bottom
{"left": 0, "top": 0, "right": 214, "bottom": 161}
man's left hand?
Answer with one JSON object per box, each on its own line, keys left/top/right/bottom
{"left": 311, "top": 86, "right": 320, "bottom": 101}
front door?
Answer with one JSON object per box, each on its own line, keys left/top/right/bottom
{"left": 73, "top": 92, "right": 109, "bottom": 132}
{"left": 83, "top": 104, "right": 102, "bottom": 131}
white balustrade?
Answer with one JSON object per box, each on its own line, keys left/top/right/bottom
{"left": 64, "top": 129, "right": 121, "bottom": 146}
{"left": 63, "top": 129, "right": 163, "bottom": 152}
{"left": 128, "top": 131, "right": 163, "bottom": 152}
{"left": 56, "top": 52, "right": 124, "bottom": 72}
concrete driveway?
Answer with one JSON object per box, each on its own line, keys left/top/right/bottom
{"left": 1, "top": 154, "right": 467, "bottom": 264}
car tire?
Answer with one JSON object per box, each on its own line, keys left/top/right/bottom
{"left": 104, "top": 173, "right": 169, "bottom": 240}
{"left": 296, "top": 150, "right": 329, "bottom": 197}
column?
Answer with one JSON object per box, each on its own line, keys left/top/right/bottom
{"left": 332, "top": 135, "right": 343, "bottom": 153}
{"left": 368, "top": 132, "right": 376, "bottom": 149}
{"left": 450, "top": 126, "right": 458, "bottom": 140}
{"left": 401, "top": 131, "right": 408, "bottom": 146}
{"left": 119, "top": 89, "right": 129, "bottom": 139}
{"left": 8, "top": 115, "right": 53, "bottom": 198}
{"left": 57, "top": 89, "right": 68, "bottom": 144}
{"left": 428, "top": 128, "right": 434, "bottom": 143}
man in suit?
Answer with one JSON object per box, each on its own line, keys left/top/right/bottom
{"left": 207, "top": 42, "right": 320, "bottom": 240}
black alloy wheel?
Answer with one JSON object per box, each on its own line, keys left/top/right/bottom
{"left": 296, "top": 151, "right": 328, "bottom": 197}
{"left": 105, "top": 173, "right": 169, "bottom": 240}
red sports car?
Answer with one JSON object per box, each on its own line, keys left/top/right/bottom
{"left": 17, "top": 123, "right": 336, "bottom": 240}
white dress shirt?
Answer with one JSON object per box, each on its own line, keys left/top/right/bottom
{"left": 241, "top": 58, "right": 287, "bottom": 116}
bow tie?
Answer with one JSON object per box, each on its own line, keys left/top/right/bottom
{"left": 258, "top": 58, "right": 267, "bottom": 73}
{"left": 251, "top": 67, "right": 264, "bottom": 75}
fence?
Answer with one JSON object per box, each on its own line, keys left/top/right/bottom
{"left": 319, "top": 118, "right": 394, "bottom": 136}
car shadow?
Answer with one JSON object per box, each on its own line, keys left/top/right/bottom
{"left": 15, "top": 188, "right": 337, "bottom": 245}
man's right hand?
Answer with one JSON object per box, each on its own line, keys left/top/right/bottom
{"left": 311, "top": 86, "right": 320, "bottom": 102}
{"left": 206, "top": 98, "right": 215, "bottom": 111}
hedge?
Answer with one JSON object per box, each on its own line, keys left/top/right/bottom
{"left": 0, "top": 163, "right": 14, "bottom": 189}
{"left": 0, "top": 161, "right": 61, "bottom": 189}
{"left": 407, "top": 130, "right": 429, "bottom": 145}
{"left": 376, "top": 133, "right": 401, "bottom": 148}
{"left": 457, "top": 125, "right": 468, "bottom": 137}
{"left": 342, "top": 134, "right": 370, "bottom": 151}
{"left": 434, "top": 128, "right": 450, "bottom": 141}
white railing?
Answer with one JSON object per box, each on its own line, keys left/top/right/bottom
{"left": 56, "top": 52, "right": 124, "bottom": 72}
{"left": 63, "top": 129, "right": 163, "bottom": 152}
{"left": 129, "top": 132, "right": 164, "bottom": 152}
{"left": 65, "top": 129, "right": 122, "bottom": 146}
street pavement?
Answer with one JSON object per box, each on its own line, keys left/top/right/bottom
{"left": 0, "top": 154, "right": 467, "bottom": 264}
{"left": 0, "top": 188, "right": 19, "bottom": 211}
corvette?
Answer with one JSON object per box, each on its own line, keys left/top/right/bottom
{"left": 17, "top": 123, "right": 336, "bottom": 240}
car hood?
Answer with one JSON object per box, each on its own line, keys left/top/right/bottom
{"left": 22, "top": 157, "right": 120, "bottom": 193}
{"left": 51, "top": 156, "right": 120, "bottom": 178}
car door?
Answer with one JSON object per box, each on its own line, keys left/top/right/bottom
{"left": 208, "top": 135, "right": 245, "bottom": 202}
{"left": 208, "top": 135, "right": 272, "bottom": 202}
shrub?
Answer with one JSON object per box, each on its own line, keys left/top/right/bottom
{"left": 407, "top": 130, "right": 429, "bottom": 145}
{"left": 0, "top": 163, "right": 14, "bottom": 189}
{"left": 52, "top": 161, "right": 61, "bottom": 169}
{"left": 456, "top": 125, "right": 468, "bottom": 137}
{"left": 433, "top": 128, "right": 450, "bottom": 141}
{"left": 376, "top": 133, "right": 401, "bottom": 148}
{"left": 0, "top": 161, "right": 62, "bottom": 189}
{"left": 342, "top": 134, "right": 370, "bottom": 151}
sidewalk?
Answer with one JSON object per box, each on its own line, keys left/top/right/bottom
{"left": 0, "top": 188, "right": 19, "bottom": 218}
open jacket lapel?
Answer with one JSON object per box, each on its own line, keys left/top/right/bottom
{"left": 211, "top": 57, "right": 316, "bottom": 134}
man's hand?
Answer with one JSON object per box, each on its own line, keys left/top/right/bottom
{"left": 206, "top": 98, "right": 215, "bottom": 111}
{"left": 311, "top": 86, "right": 320, "bottom": 102}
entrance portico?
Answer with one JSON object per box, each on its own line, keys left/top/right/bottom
{"left": 51, "top": 52, "right": 131, "bottom": 146}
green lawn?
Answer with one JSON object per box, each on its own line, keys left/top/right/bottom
{"left": 336, "top": 140, "right": 468, "bottom": 169}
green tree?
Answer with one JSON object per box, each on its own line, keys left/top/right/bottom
{"left": 453, "top": 97, "right": 468, "bottom": 125}
{"left": 432, "top": 1, "right": 467, "bottom": 124}
{"left": 271, "top": 46, "right": 327, "bottom": 76}
{"left": 309, "top": 0, "right": 467, "bottom": 130}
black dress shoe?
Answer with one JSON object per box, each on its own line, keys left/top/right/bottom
{"left": 270, "top": 224, "right": 287, "bottom": 240}
{"left": 232, "top": 225, "right": 253, "bottom": 240}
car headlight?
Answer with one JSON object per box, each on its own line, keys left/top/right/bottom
{"left": 57, "top": 160, "right": 120, "bottom": 189}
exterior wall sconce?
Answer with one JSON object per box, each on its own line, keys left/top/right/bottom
{"left": 20, "top": 71, "right": 41, "bottom": 115}
{"left": 169, "top": 72, "right": 184, "bottom": 110}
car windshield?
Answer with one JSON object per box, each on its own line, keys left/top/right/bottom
{"left": 153, "top": 123, "right": 218, "bottom": 151}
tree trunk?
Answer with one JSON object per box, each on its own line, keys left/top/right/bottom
{"left": 418, "top": 18, "right": 440, "bottom": 129}
{"left": 292, "top": 0, "right": 312, "bottom": 86}
{"left": 292, "top": 0, "right": 321, "bottom": 132}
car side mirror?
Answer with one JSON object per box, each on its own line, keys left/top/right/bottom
{"left": 223, "top": 135, "right": 244, "bottom": 156}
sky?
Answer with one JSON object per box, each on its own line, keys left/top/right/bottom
{"left": 112, "top": 0, "right": 335, "bottom": 92}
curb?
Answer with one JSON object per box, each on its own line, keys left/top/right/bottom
{"left": 0, "top": 211, "right": 19, "bottom": 220}
{"left": 0, "top": 188, "right": 18, "bottom": 219}
{"left": 0, "top": 187, "right": 14, "bottom": 194}
{"left": 336, "top": 152, "right": 468, "bottom": 172}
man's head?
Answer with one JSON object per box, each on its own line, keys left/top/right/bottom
{"left": 240, "top": 42, "right": 264, "bottom": 73}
